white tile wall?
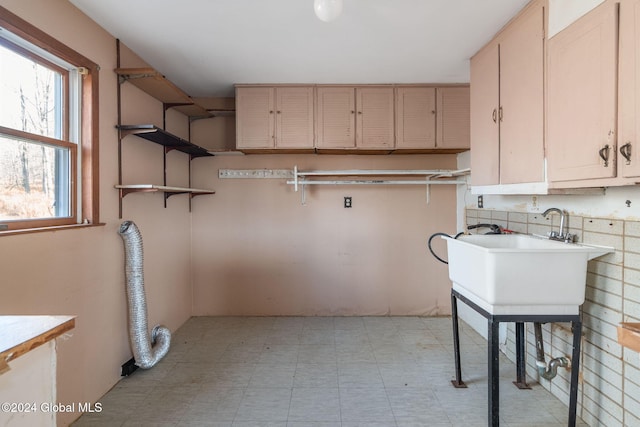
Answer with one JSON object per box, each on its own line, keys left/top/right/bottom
{"left": 466, "top": 208, "right": 640, "bottom": 427}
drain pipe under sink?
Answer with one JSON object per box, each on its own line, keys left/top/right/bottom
{"left": 534, "top": 322, "right": 570, "bottom": 380}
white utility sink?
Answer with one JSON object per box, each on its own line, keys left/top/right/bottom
{"left": 442, "top": 234, "right": 614, "bottom": 315}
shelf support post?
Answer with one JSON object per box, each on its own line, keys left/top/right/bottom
{"left": 116, "top": 38, "right": 123, "bottom": 219}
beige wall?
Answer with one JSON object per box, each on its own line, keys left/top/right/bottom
{"left": 190, "top": 153, "right": 458, "bottom": 316}
{"left": 0, "top": 1, "right": 193, "bottom": 425}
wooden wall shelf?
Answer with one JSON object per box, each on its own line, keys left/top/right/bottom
{"left": 115, "top": 184, "right": 215, "bottom": 199}
{"left": 618, "top": 322, "right": 640, "bottom": 352}
{"left": 115, "top": 42, "right": 217, "bottom": 218}
{"left": 115, "top": 67, "right": 210, "bottom": 117}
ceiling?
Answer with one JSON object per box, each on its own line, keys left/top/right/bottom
{"left": 69, "top": 0, "right": 530, "bottom": 98}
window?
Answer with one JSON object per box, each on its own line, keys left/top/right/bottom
{"left": 0, "top": 6, "right": 99, "bottom": 232}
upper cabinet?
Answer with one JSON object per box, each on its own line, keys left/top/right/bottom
{"left": 396, "top": 87, "right": 470, "bottom": 151}
{"left": 470, "top": 0, "right": 545, "bottom": 186}
{"left": 470, "top": 43, "right": 500, "bottom": 185}
{"left": 357, "top": 87, "right": 395, "bottom": 149}
{"left": 396, "top": 87, "right": 436, "bottom": 149}
{"left": 315, "top": 86, "right": 356, "bottom": 149}
{"left": 437, "top": 87, "right": 471, "bottom": 150}
{"left": 619, "top": 0, "right": 640, "bottom": 178}
{"left": 547, "top": 0, "right": 618, "bottom": 183}
{"left": 499, "top": 3, "right": 545, "bottom": 185}
{"left": 236, "top": 86, "right": 314, "bottom": 151}
{"left": 316, "top": 86, "right": 395, "bottom": 151}
{"left": 235, "top": 84, "right": 469, "bottom": 154}
{"left": 469, "top": 0, "right": 640, "bottom": 191}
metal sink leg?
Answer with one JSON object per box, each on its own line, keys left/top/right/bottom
{"left": 451, "top": 292, "right": 467, "bottom": 388}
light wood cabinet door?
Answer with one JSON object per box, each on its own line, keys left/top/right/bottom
{"left": 316, "top": 87, "right": 356, "bottom": 148}
{"left": 619, "top": 0, "right": 640, "bottom": 177}
{"left": 470, "top": 43, "right": 500, "bottom": 185}
{"left": 470, "top": 1, "right": 544, "bottom": 186}
{"left": 275, "top": 87, "right": 314, "bottom": 149}
{"left": 499, "top": 3, "right": 544, "bottom": 184}
{"left": 236, "top": 87, "right": 275, "bottom": 149}
{"left": 547, "top": 1, "right": 618, "bottom": 182}
{"left": 356, "top": 87, "right": 395, "bottom": 149}
{"left": 317, "top": 86, "right": 394, "bottom": 149}
{"left": 395, "top": 86, "right": 469, "bottom": 150}
{"left": 236, "top": 86, "right": 314, "bottom": 150}
{"left": 395, "top": 87, "right": 436, "bottom": 149}
{"left": 436, "top": 87, "right": 470, "bottom": 150}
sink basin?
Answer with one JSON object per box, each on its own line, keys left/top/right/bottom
{"left": 442, "top": 234, "right": 614, "bottom": 315}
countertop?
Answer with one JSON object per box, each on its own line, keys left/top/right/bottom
{"left": 0, "top": 315, "right": 75, "bottom": 373}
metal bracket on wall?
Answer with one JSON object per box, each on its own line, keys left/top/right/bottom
{"left": 218, "top": 169, "right": 294, "bottom": 179}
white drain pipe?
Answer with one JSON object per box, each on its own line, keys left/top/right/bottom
{"left": 118, "top": 221, "right": 171, "bottom": 369}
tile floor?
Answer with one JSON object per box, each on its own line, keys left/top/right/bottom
{"left": 73, "top": 316, "right": 587, "bottom": 427}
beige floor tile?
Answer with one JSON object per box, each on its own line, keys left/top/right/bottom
{"left": 73, "top": 316, "right": 587, "bottom": 427}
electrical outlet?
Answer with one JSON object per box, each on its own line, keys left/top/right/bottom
{"left": 531, "top": 196, "right": 539, "bottom": 211}
{"left": 344, "top": 196, "right": 352, "bottom": 208}
{"left": 477, "top": 195, "right": 483, "bottom": 208}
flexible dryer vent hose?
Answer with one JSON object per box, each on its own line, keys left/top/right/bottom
{"left": 118, "top": 220, "right": 171, "bottom": 369}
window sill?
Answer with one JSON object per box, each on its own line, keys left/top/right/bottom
{"left": 0, "top": 222, "right": 105, "bottom": 237}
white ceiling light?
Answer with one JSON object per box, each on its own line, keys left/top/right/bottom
{"left": 314, "top": 0, "right": 343, "bottom": 22}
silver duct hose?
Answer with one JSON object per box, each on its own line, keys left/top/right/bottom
{"left": 118, "top": 220, "right": 171, "bottom": 369}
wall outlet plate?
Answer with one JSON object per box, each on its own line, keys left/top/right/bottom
{"left": 344, "top": 197, "right": 352, "bottom": 208}
{"left": 478, "top": 195, "right": 484, "bottom": 208}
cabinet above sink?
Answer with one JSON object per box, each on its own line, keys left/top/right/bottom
{"left": 470, "top": 0, "right": 545, "bottom": 190}
{"left": 471, "top": 0, "right": 640, "bottom": 194}
{"left": 546, "top": 0, "right": 640, "bottom": 188}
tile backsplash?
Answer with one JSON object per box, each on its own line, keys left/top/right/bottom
{"left": 466, "top": 208, "right": 640, "bottom": 427}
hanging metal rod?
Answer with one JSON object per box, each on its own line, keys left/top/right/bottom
{"left": 290, "top": 165, "right": 470, "bottom": 192}
{"left": 286, "top": 179, "right": 466, "bottom": 186}
{"left": 294, "top": 168, "right": 470, "bottom": 177}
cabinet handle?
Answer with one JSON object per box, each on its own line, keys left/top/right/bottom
{"left": 351, "top": 110, "right": 355, "bottom": 114}
{"left": 358, "top": 111, "right": 362, "bottom": 115}
{"left": 269, "top": 110, "right": 274, "bottom": 114}
{"left": 620, "top": 142, "right": 632, "bottom": 165}
{"left": 492, "top": 108, "right": 497, "bottom": 123}
{"left": 498, "top": 106, "right": 503, "bottom": 122}
{"left": 599, "top": 144, "right": 611, "bottom": 167}
{"left": 277, "top": 110, "right": 281, "bottom": 114}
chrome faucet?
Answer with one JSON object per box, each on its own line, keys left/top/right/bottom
{"left": 542, "top": 208, "right": 574, "bottom": 243}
